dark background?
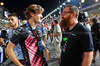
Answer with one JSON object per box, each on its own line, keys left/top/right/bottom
{"left": 0, "top": 0, "right": 97, "bottom": 20}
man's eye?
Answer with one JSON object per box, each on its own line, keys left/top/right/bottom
{"left": 9, "top": 19, "right": 14, "bottom": 21}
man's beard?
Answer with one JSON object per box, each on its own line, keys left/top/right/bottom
{"left": 10, "top": 23, "right": 16, "bottom": 27}
{"left": 60, "top": 15, "right": 73, "bottom": 28}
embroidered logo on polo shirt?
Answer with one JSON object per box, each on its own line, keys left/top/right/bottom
{"left": 72, "top": 34, "right": 76, "bottom": 36}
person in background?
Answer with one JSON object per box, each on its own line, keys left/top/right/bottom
{"left": 50, "top": 23, "right": 54, "bottom": 43}
{"left": 44, "top": 23, "right": 49, "bottom": 31}
{"left": 46, "top": 24, "right": 50, "bottom": 40}
{"left": 0, "top": 30, "right": 9, "bottom": 65}
{"left": 6, "top": 4, "right": 49, "bottom": 66}
{"left": 91, "top": 17, "right": 100, "bottom": 64}
{"left": 59, "top": 5, "right": 94, "bottom": 66}
{"left": 85, "top": 18, "right": 91, "bottom": 31}
{"left": 42, "top": 23, "right": 48, "bottom": 46}
{"left": 50, "top": 20, "right": 62, "bottom": 59}
{"left": 2, "top": 13, "right": 25, "bottom": 66}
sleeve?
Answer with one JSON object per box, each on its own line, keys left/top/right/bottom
{"left": 81, "top": 30, "right": 94, "bottom": 52}
{"left": 9, "top": 28, "right": 22, "bottom": 46}
{"left": 57, "top": 25, "right": 61, "bottom": 33}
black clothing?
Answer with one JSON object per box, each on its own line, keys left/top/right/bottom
{"left": 61, "top": 22, "right": 94, "bottom": 66}
{"left": 91, "top": 23, "right": 100, "bottom": 39}
{"left": 91, "top": 23, "right": 100, "bottom": 52}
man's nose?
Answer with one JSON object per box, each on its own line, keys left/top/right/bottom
{"left": 41, "top": 15, "right": 43, "bottom": 18}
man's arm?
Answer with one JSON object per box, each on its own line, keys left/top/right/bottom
{"left": 6, "top": 42, "right": 24, "bottom": 66}
{"left": 42, "top": 41, "right": 50, "bottom": 61}
{"left": 82, "top": 51, "right": 93, "bottom": 66}
{"left": 50, "top": 32, "right": 61, "bottom": 36}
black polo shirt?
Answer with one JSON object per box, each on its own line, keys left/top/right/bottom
{"left": 61, "top": 22, "right": 94, "bottom": 66}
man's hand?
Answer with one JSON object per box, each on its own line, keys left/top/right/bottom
{"left": 0, "top": 38, "right": 5, "bottom": 45}
{"left": 42, "top": 41, "right": 50, "bottom": 61}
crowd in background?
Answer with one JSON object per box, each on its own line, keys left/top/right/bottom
{"left": 0, "top": 4, "right": 100, "bottom": 66}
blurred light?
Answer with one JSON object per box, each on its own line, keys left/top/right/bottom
{"left": 67, "top": 0, "right": 70, "bottom": 2}
{"left": 95, "top": 0, "right": 99, "bottom": 2}
{"left": 81, "top": 0, "right": 85, "bottom": 3}
{"left": 79, "top": 7, "right": 81, "bottom": 8}
{"left": 48, "top": 17, "right": 49, "bottom": 19}
{"left": 55, "top": 9, "right": 57, "bottom": 11}
{"left": 57, "top": 7, "right": 60, "bottom": 9}
{"left": 59, "top": 12, "right": 61, "bottom": 14}
{"left": 41, "top": 20, "right": 43, "bottom": 23}
{"left": 54, "top": 14, "right": 56, "bottom": 17}
{"left": 2, "top": 19, "right": 4, "bottom": 21}
{"left": 50, "top": 16, "right": 52, "bottom": 18}
{"left": 63, "top": 3, "right": 66, "bottom": 5}
{"left": 60, "top": 5, "right": 62, "bottom": 7}
{"left": 0, "top": 2, "right": 4, "bottom": 5}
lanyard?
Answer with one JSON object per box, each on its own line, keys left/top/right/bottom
{"left": 63, "top": 30, "right": 73, "bottom": 42}
{"left": 62, "top": 30, "right": 73, "bottom": 52}
{"left": 27, "top": 22, "right": 40, "bottom": 45}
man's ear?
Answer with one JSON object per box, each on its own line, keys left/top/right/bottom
{"left": 30, "top": 12, "right": 34, "bottom": 17}
{"left": 72, "top": 12, "right": 76, "bottom": 18}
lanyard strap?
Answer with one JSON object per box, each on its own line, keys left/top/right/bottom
{"left": 27, "top": 22, "right": 40, "bottom": 42}
{"left": 63, "top": 30, "right": 73, "bottom": 41}
{"left": 67, "top": 31, "right": 73, "bottom": 40}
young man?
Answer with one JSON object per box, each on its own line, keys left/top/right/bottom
{"left": 3, "top": 13, "right": 24, "bottom": 66}
{"left": 59, "top": 5, "right": 94, "bottom": 66}
{"left": 50, "top": 20, "right": 62, "bottom": 58}
{"left": 6, "top": 4, "right": 49, "bottom": 66}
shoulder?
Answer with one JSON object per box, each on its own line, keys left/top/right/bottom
{"left": 77, "top": 22, "right": 90, "bottom": 32}
{"left": 14, "top": 24, "right": 29, "bottom": 35}
{"left": 56, "top": 24, "right": 61, "bottom": 28}
{"left": 20, "top": 24, "right": 27, "bottom": 29}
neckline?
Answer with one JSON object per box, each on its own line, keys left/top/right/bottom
{"left": 67, "top": 22, "right": 79, "bottom": 32}
{"left": 26, "top": 22, "right": 35, "bottom": 30}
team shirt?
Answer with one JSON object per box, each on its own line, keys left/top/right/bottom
{"left": 9, "top": 22, "right": 47, "bottom": 66}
